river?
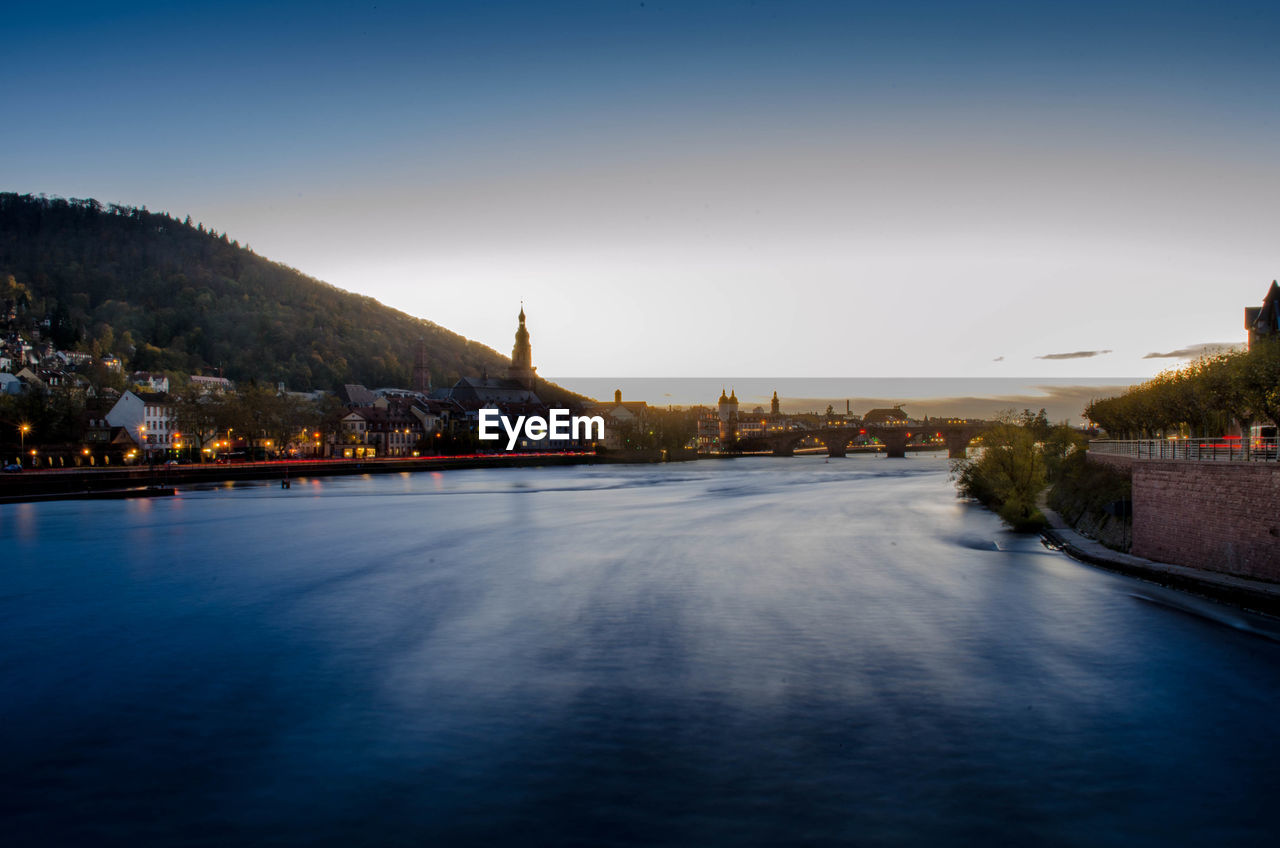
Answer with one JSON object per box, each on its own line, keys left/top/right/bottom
{"left": 2, "top": 455, "right": 1278, "bottom": 846}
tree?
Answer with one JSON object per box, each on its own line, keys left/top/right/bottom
{"left": 953, "top": 420, "right": 1048, "bottom": 531}
{"left": 171, "top": 380, "right": 224, "bottom": 459}
{"left": 1238, "top": 337, "right": 1280, "bottom": 437}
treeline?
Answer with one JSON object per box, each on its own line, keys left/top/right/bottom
{"left": 0, "top": 193, "right": 513, "bottom": 391}
{"left": 1084, "top": 339, "right": 1280, "bottom": 439}
{"left": 0, "top": 378, "right": 343, "bottom": 457}
{"left": 168, "top": 383, "right": 343, "bottom": 454}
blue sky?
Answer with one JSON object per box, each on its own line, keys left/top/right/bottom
{"left": 6, "top": 1, "right": 1279, "bottom": 378}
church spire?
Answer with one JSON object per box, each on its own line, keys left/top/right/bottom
{"left": 508, "top": 303, "right": 535, "bottom": 389}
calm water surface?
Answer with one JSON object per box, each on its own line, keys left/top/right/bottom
{"left": 2, "top": 456, "right": 1278, "bottom": 846}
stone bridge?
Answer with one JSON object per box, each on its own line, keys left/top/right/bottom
{"left": 739, "top": 420, "right": 991, "bottom": 459}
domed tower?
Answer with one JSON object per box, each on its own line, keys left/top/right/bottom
{"left": 508, "top": 304, "right": 536, "bottom": 389}
{"left": 718, "top": 388, "right": 739, "bottom": 445}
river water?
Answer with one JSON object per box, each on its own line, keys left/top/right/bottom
{"left": 2, "top": 456, "right": 1278, "bottom": 846}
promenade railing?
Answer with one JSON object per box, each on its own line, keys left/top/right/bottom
{"left": 1089, "top": 439, "right": 1280, "bottom": 462}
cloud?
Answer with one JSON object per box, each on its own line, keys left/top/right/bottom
{"left": 1142, "top": 342, "right": 1245, "bottom": 359}
{"left": 1035, "top": 349, "right": 1113, "bottom": 361}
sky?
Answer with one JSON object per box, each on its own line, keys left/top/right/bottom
{"left": 5, "top": 0, "right": 1280, "bottom": 382}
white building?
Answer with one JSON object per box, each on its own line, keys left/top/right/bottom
{"left": 131, "top": 371, "right": 170, "bottom": 393}
{"left": 106, "top": 390, "right": 179, "bottom": 455}
{"left": 189, "top": 374, "right": 233, "bottom": 394}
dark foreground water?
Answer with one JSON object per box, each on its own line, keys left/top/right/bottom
{"left": 2, "top": 456, "right": 1279, "bottom": 846}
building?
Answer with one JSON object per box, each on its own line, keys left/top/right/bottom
{"left": 863, "top": 406, "right": 909, "bottom": 426}
{"left": 424, "top": 306, "right": 572, "bottom": 447}
{"left": 1245, "top": 280, "right": 1280, "bottom": 348}
{"left": 588, "top": 390, "right": 650, "bottom": 450}
{"left": 83, "top": 407, "right": 140, "bottom": 464}
{"left": 426, "top": 309, "right": 544, "bottom": 407}
{"left": 412, "top": 338, "right": 431, "bottom": 394}
{"left": 131, "top": 371, "right": 170, "bottom": 393}
{"left": 189, "top": 374, "right": 233, "bottom": 394}
{"left": 717, "top": 388, "right": 739, "bottom": 443}
{"left": 508, "top": 304, "right": 536, "bottom": 389}
{"left": 436, "top": 375, "right": 540, "bottom": 405}
{"left": 13, "top": 366, "right": 43, "bottom": 389}
{"left": 328, "top": 306, "right": 586, "bottom": 455}
{"left": 105, "top": 390, "right": 178, "bottom": 456}
{"left": 1244, "top": 281, "right": 1280, "bottom": 442}
{"left": 697, "top": 388, "right": 796, "bottom": 451}
{"left": 332, "top": 380, "right": 455, "bottom": 457}
{"left": 340, "top": 383, "right": 378, "bottom": 407}
{"left": 335, "top": 398, "right": 426, "bottom": 459}
{"left": 409, "top": 398, "right": 457, "bottom": 440}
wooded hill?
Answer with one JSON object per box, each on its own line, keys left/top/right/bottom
{"left": 0, "top": 193, "right": 575, "bottom": 398}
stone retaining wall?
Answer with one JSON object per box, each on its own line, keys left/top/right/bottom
{"left": 1089, "top": 453, "right": 1280, "bottom": 582}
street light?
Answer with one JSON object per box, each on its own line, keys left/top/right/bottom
{"left": 19, "top": 423, "right": 30, "bottom": 464}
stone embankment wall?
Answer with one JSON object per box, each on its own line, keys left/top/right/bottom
{"left": 1089, "top": 453, "right": 1280, "bottom": 582}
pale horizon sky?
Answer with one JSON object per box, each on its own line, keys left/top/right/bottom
{"left": 6, "top": 1, "right": 1278, "bottom": 381}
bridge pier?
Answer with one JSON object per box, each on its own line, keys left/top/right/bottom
{"left": 821, "top": 436, "right": 849, "bottom": 458}
{"left": 879, "top": 432, "right": 908, "bottom": 458}
{"left": 945, "top": 432, "right": 972, "bottom": 459}
{"left": 772, "top": 444, "right": 795, "bottom": 457}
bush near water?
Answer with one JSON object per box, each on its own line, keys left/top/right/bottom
{"left": 952, "top": 410, "right": 1094, "bottom": 533}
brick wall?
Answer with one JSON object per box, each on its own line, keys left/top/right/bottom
{"left": 1089, "top": 453, "right": 1280, "bottom": 581}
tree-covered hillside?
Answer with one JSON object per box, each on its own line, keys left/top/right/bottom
{"left": 0, "top": 193, "right": 523, "bottom": 391}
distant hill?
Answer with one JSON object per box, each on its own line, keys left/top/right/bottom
{"left": 0, "top": 192, "right": 579, "bottom": 400}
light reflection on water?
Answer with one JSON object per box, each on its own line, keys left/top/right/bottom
{"left": 2, "top": 455, "right": 1278, "bottom": 846}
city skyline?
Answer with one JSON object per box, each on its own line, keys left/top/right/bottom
{"left": 6, "top": 1, "right": 1278, "bottom": 379}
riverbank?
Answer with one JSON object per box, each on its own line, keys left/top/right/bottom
{"left": 0, "top": 449, "right": 697, "bottom": 503}
{"left": 1040, "top": 503, "right": 1280, "bottom": 619}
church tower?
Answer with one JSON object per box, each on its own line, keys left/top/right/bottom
{"left": 771, "top": 391, "right": 780, "bottom": 416}
{"left": 412, "top": 338, "right": 431, "bottom": 394}
{"left": 718, "top": 388, "right": 739, "bottom": 444}
{"left": 508, "top": 304, "right": 536, "bottom": 389}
